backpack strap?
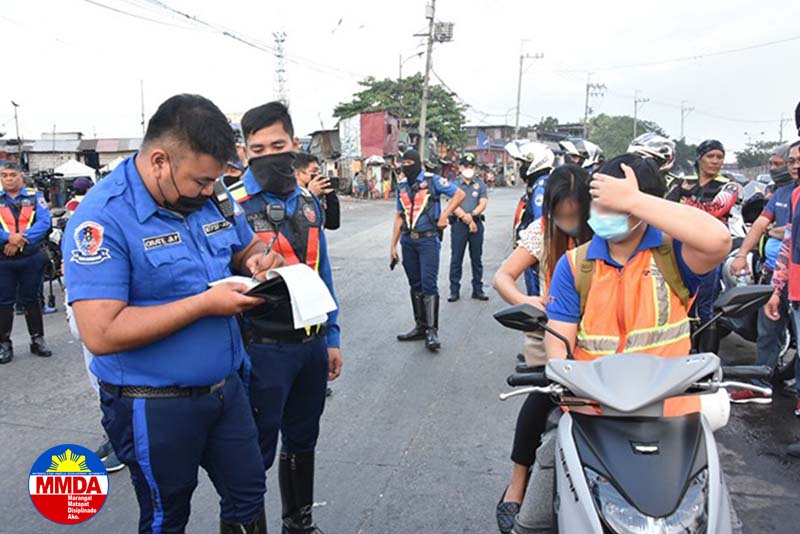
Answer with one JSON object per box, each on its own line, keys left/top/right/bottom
{"left": 572, "top": 242, "right": 595, "bottom": 316}
{"left": 651, "top": 234, "right": 692, "bottom": 310}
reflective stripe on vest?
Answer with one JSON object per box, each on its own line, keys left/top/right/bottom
{"left": 399, "top": 187, "right": 431, "bottom": 231}
{"left": 0, "top": 204, "right": 35, "bottom": 233}
{"left": 567, "top": 247, "right": 699, "bottom": 416}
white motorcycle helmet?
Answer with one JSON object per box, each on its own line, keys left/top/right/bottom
{"left": 628, "top": 132, "right": 676, "bottom": 172}
{"left": 581, "top": 140, "right": 604, "bottom": 170}
{"left": 504, "top": 140, "right": 555, "bottom": 177}
{"left": 559, "top": 139, "right": 585, "bottom": 165}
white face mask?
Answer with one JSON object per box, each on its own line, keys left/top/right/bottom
{"left": 461, "top": 168, "right": 476, "bottom": 179}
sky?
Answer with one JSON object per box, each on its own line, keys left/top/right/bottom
{"left": 0, "top": 0, "right": 798, "bottom": 157}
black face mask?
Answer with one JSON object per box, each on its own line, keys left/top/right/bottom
{"left": 770, "top": 166, "right": 792, "bottom": 186}
{"left": 402, "top": 163, "right": 421, "bottom": 180}
{"left": 249, "top": 152, "right": 297, "bottom": 196}
{"left": 157, "top": 154, "right": 210, "bottom": 216}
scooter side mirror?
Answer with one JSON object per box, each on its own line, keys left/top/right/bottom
{"left": 493, "top": 303, "right": 547, "bottom": 332}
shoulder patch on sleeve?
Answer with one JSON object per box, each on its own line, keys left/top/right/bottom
{"left": 438, "top": 176, "right": 449, "bottom": 187}
{"left": 71, "top": 221, "right": 111, "bottom": 265}
{"left": 37, "top": 195, "right": 47, "bottom": 208}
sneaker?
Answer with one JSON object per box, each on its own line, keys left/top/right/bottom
{"left": 42, "top": 305, "right": 57, "bottom": 315}
{"left": 102, "top": 450, "right": 126, "bottom": 473}
{"left": 729, "top": 390, "right": 772, "bottom": 405}
{"left": 94, "top": 440, "right": 114, "bottom": 461}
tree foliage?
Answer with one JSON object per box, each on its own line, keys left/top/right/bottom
{"left": 735, "top": 140, "right": 781, "bottom": 169}
{"left": 333, "top": 74, "right": 467, "bottom": 147}
{"left": 587, "top": 114, "right": 668, "bottom": 159}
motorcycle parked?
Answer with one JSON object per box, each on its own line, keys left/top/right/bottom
{"left": 497, "top": 285, "right": 774, "bottom": 534}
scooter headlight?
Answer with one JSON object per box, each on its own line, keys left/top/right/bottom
{"left": 585, "top": 467, "right": 708, "bottom": 534}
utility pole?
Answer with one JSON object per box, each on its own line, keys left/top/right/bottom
{"left": 140, "top": 80, "right": 146, "bottom": 136}
{"left": 273, "top": 31, "right": 288, "bottom": 106}
{"left": 399, "top": 53, "right": 402, "bottom": 80}
{"left": 417, "top": 0, "right": 436, "bottom": 162}
{"left": 11, "top": 101, "right": 20, "bottom": 160}
{"left": 633, "top": 90, "right": 649, "bottom": 138}
{"left": 779, "top": 113, "right": 791, "bottom": 143}
{"left": 680, "top": 100, "right": 694, "bottom": 140}
{"left": 582, "top": 73, "right": 606, "bottom": 138}
{"left": 514, "top": 43, "right": 544, "bottom": 141}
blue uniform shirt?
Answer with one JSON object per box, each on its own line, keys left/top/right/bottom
{"left": 63, "top": 156, "right": 256, "bottom": 387}
{"left": 454, "top": 176, "right": 487, "bottom": 214}
{"left": 396, "top": 171, "right": 459, "bottom": 232}
{"left": 546, "top": 226, "right": 703, "bottom": 324}
{"left": 762, "top": 183, "right": 795, "bottom": 269}
{"left": 0, "top": 187, "right": 51, "bottom": 249}
{"left": 240, "top": 169, "right": 341, "bottom": 349}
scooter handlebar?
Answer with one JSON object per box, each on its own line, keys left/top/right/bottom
{"left": 507, "top": 371, "right": 549, "bottom": 388}
{"left": 721, "top": 365, "right": 771, "bottom": 380}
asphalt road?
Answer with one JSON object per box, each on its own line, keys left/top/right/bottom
{"left": 1, "top": 186, "right": 798, "bottom": 533}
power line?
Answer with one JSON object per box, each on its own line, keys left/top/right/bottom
{"left": 562, "top": 33, "right": 800, "bottom": 73}
{"left": 80, "top": 0, "right": 202, "bottom": 30}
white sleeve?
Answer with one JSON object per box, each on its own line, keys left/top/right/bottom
{"left": 517, "top": 219, "right": 544, "bottom": 259}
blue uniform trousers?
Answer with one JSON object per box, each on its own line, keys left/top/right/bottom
{"left": 100, "top": 374, "right": 265, "bottom": 533}
{"left": 449, "top": 220, "right": 484, "bottom": 295}
{"left": 0, "top": 251, "right": 45, "bottom": 306}
{"left": 401, "top": 234, "right": 441, "bottom": 296}
{"left": 246, "top": 336, "right": 328, "bottom": 471}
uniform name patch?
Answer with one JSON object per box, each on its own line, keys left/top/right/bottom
{"left": 203, "top": 220, "right": 232, "bottom": 236}
{"left": 143, "top": 232, "right": 182, "bottom": 251}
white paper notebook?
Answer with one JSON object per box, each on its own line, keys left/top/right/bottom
{"left": 210, "top": 264, "right": 337, "bottom": 329}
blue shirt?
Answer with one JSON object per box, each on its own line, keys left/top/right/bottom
{"left": 546, "top": 226, "right": 703, "bottom": 324}
{"left": 454, "top": 176, "right": 487, "bottom": 214}
{"left": 0, "top": 187, "right": 51, "bottom": 249}
{"left": 395, "top": 171, "right": 459, "bottom": 232}
{"left": 63, "top": 156, "right": 255, "bottom": 387}
{"left": 762, "top": 183, "right": 795, "bottom": 268}
{"left": 240, "top": 169, "right": 341, "bottom": 348}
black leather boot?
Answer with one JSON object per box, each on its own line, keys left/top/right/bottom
{"left": 220, "top": 510, "right": 267, "bottom": 534}
{"left": 423, "top": 295, "right": 440, "bottom": 351}
{"left": 397, "top": 290, "right": 426, "bottom": 341}
{"left": 279, "top": 450, "right": 323, "bottom": 534}
{"left": 25, "top": 305, "right": 52, "bottom": 357}
{"left": 0, "top": 306, "right": 13, "bottom": 364}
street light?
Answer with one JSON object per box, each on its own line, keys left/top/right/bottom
{"left": 398, "top": 52, "right": 423, "bottom": 80}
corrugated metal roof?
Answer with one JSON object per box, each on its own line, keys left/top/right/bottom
{"left": 79, "top": 139, "right": 98, "bottom": 151}
{"left": 29, "top": 139, "right": 81, "bottom": 153}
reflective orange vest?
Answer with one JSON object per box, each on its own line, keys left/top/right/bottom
{"left": 0, "top": 198, "right": 36, "bottom": 234}
{"left": 398, "top": 178, "right": 434, "bottom": 231}
{"left": 567, "top": 244, "right": 699, "bottom": 417}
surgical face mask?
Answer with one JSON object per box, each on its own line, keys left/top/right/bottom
{"left": 249, "top": 152, "right": 297, "bottom": 196}
{"left": 461, "top": 168, "right": 475, "bottom": 179}
{"left": 554, "top": 220, "right": 580, "bottom": 237}
{"left": 588, "top": 208, "right": 641, "bottom": 243}
{"left": 157, "top": 154, "right": 211, "bottom": 216}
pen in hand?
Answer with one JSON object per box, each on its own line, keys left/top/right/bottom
{"left": 252, "top": 234, "right": 279, "bottom": 282}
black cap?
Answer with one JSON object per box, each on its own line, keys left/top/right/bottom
{"left": 459, "top": 153, "right": 476, "bottom": 166}
{"left": 597, "top": 153, "right": 665, "bottom": 198}
{"left": 402, "top": 148, "right": 420, "bottom": 164}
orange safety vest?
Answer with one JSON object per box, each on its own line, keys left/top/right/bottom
{"left": 567, "top": 246, "right": 699, "bottom": 417}
{"left": 398, "top": 178, "right": 434, "bottom": 231}
{"left": 0, "top": 201, "right": 35, "bottom": 234}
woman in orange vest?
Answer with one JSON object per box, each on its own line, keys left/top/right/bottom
{"left": 512, "top": 153, "right": 732, "bottom": 534}
{"left": 492, "top": 164, "right": 593, "bottom": 533}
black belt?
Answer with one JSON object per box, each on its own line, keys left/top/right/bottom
{"left": 246, "top": 326, "right": 327, "bottom": 346}
{"left": 403, "top": 230, "right": 439, "bottom": 239}
{"left": 449, "top": 214, "right": 485, "bottom": 224}
{"left": 99, "top": 376, "right": 229, "bottom": 398}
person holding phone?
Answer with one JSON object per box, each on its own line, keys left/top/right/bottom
{"left": 295, "top": 152, "right": 340, "bottom": 231}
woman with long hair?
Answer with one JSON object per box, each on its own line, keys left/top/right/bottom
{"left": 492, "top": 164, "right": 593, "bottom": 533}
